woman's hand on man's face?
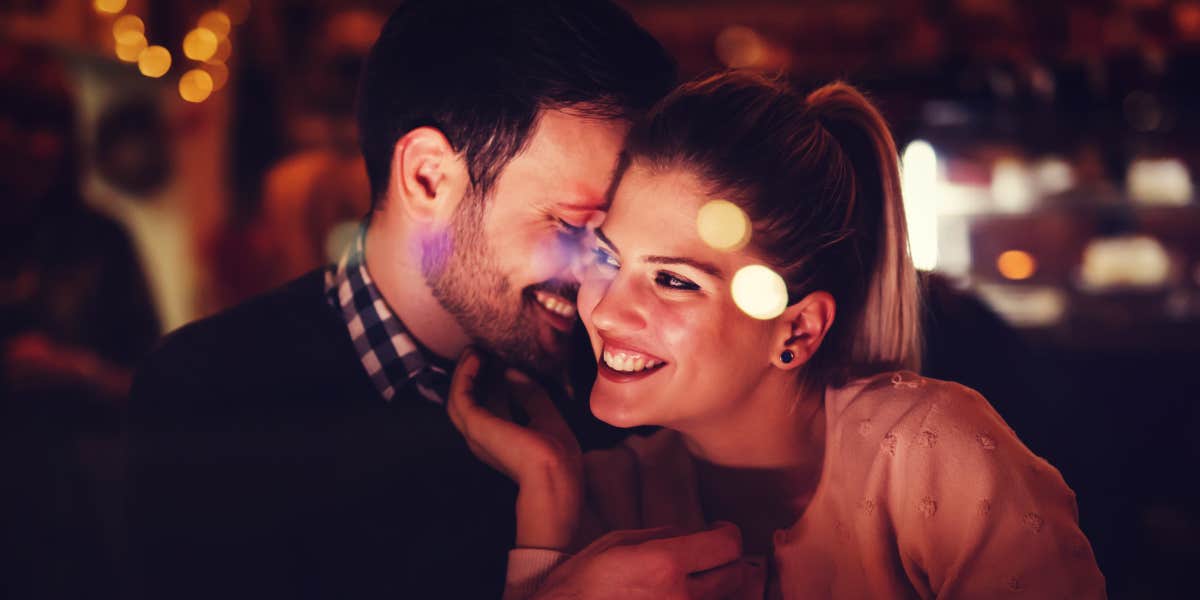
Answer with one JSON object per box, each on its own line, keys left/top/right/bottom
{"left": 447, "top": 347, "right": 584, "bottom": 550}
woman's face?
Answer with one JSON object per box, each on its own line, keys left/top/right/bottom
{"left": 578, "top": 164, "right": 782, "bottom": 430}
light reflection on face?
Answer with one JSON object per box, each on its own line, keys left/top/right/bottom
{"left": 578, "top": 164, "right": 781, "bottom": 429}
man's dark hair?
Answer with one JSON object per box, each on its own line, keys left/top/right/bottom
{"left": 356, "top": 0, "right": 677, "bottom": 207}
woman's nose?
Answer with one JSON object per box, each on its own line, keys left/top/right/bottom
{"left": 588, "top": 272, "right": 648, "bottom": 335}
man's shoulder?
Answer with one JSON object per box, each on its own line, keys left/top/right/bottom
{"left": 131, "top": 269, "right": 350, "bottom": 406}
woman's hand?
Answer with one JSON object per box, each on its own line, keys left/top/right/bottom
{"left": 447, "top": 348, "right": 584, "bottom": 551}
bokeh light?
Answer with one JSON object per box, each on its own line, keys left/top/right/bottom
{"left": 996, "top": 250, "right": 1037, "bottom": 281}
{"left": 183, "top": 28, "right": 220, "bottom": 62}
{"left": 94, "top": 0, "right": 126, "bottom": 15}
{"left": 697, "top": 199, "right": 750, "bottom": 251}
{"left": 732, "top": 264, "right": 789, "bottom": 320}
{"left": 204, "top": 61, "right": 230, "bottom": 91}
{"left": 198, "top": 11, "right": 233, "bottom": 39}
{"left": 115, "top": 32, "right": 147, "bottom": 63}
{"left": 901, "top": 139, "right": 940, "bottom": 271}
{"left": 112, "top": 15, "right": 144, "bottom": 38}
{"left": 715, "top": 25, "right": 766, "bottom": 69}
{"left": 213, "top": 38, "right": 233, "bottom": 63}
{"left": 138, "top": 46, "right": 172, "bottom": 78}
{"left": 179, "top": 69, "right": 214, "bottom": 103}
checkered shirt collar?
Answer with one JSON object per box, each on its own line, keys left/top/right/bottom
{"left": 325, "top": 224, "right": 450, "bottom": 405}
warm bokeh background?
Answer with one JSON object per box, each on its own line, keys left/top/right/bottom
{"left": 2, "top": 1, "right": 1198, "bottom": 598}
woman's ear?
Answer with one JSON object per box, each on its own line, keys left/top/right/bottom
{"left": 772, "top": 291, "right": 836, "bottom": 370}
{"left": 384, "top": 126, "right": 470, "bottom": 225}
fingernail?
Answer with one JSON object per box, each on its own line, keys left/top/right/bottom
{"left": 504, "top": 369, "right": 532, "bottom": 383}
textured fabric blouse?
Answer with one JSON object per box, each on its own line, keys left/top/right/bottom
{"left": 508, "top": 371, "right": 1106, "bottom": 599}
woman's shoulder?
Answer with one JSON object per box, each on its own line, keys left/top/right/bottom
{"left": 826, "top": 371, "right": 1014, "bottom": 450}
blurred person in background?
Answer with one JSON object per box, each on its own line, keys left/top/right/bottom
{"left": 253, "top": 9, "right": 381, "bottom": 289}
{"left": 0, "top": 41, "right": 160, "bottom": 600}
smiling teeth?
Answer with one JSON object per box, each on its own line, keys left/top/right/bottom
{"left": 535, "top": 291, "right": 576, "bottom": 318}
{"left": 602, "top": 350, "right": 661, "bottom": 373}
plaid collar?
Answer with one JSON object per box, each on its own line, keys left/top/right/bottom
{"left": 325, "top": 223, "right": 451, "bottom": 405}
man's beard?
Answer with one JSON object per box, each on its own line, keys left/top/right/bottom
{"left": 421, "top": 190, "right": 574, "bottom": 377}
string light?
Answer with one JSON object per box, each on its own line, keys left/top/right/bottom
{"left": 179, "top": 69, "right": 215, "bottom": 103}
{"left": 115, "top": 31, "right": 147, "bottom": 63}
{"left": 94, "top": 0, "right": 127, "bottom": 15}
{"left": 100, "top": 2, "right": 247, "bottom": 101}
{"left": 198, "top": 10, "right": 233, "bottom": 39}
{"left": 137, "top": 45, "right": 172, "bottom": 78}
{"left": 183, "top": 28, "right": 220, "bottom": 61}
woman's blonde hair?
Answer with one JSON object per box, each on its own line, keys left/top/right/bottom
{"left": 618, "top": 71, "right": 921, "bottom": 387}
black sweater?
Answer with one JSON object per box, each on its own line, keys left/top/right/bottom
{"left": 127, "top": 270, "right": 521, "bottom": 599}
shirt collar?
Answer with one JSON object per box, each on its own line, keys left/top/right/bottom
{"left": 325, "top": 222, "right": 450, "bottom": 405}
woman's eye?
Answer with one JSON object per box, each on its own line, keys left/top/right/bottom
{"left": 654, "top": 272, "right": 699, "bottom": 291}
{"left": 592, "top": 247, "right": 620, "bottom": 271}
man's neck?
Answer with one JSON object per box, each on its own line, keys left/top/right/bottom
{"left": 363, "top": 213, "right": 471, "bottom": 362}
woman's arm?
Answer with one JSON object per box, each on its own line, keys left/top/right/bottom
{"left": 447, "top": 349, "right": 584, "bottom": 551}
{"left": 891, "top": 383, "right": 1106, "bottom": 598}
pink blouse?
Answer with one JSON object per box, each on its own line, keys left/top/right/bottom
{"left": 506, "top": 372, "right": 1106, "bottom": 599}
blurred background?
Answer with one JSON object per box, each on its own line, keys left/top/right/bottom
{"left": 1, "top": 0, "right": 1197, "bottom": 598}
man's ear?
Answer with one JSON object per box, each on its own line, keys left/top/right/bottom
{"left": 771, "top": 291, "right": 836, "bottom": 370}
{"left": 385, "top": 126, "right": 470, "bottom": 225}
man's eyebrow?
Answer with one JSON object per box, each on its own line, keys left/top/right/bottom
{"left": 644, "top": 256, "right": 725, "bottom": 279}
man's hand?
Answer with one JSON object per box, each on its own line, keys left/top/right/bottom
{"left": 532, "top": 522, "right": 751, "bottom": 600}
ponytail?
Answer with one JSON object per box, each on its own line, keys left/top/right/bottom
{"left": 805, "top": 83, "right": 922, "bottom": 372}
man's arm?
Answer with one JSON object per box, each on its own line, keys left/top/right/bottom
{"left": 125, "top": 339, "right": 300, "bottom": 600}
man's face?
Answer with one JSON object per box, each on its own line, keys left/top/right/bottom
{"left": 422, "top": 109, "right": 627, "bottom": 376}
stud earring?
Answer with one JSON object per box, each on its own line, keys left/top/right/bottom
{"left": 780, "top": 350, "right": 795, "bottom": 364}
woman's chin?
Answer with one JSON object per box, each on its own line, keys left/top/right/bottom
{"left": 590, "top": 392, "right": 650, "bottom": 429}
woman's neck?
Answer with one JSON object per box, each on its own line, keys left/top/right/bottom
{"left": 676, "top": 376, "right": 827, "bottom": 553}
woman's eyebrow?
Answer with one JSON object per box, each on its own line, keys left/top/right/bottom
{"left": 644, "top": 256, "right": 724, "bottom": 279}
{"left": 596, "top": 228, "right": 724, "bottom": 279}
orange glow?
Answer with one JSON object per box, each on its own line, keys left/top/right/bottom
{"left": 115, "top": 32, "right": 147, "bottom": 63}
{"left": 179, "top": 69, "right": 214, "bottom": 103}
{"left": 183, "top": 28, "right": 219, "bottom": 61}
{"left": 94, "top": 0, "right": 126, "bottom": 15}
{"left": 997, "top": 250, "right": 1037, "bottom": 281}
{"left": 138, "top": 46, "right": 172, "bottom": 78}
{"left": 212, "top": 38, "right": 233, "bottom": 63}
{"left": 198, "top": 10, "right": 232, "bottom": 38}
{"left": 204, "top": 61, "right": 229, "bottom": 90}
{"left": 112, "top": 15, "right": 144, "bottom": 38}
{"left": 221, "top": 0, "right": 252, "bottom": 25}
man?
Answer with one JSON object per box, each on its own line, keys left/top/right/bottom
{"left": 128, "top": 1, "right": 745, "bottom": 598}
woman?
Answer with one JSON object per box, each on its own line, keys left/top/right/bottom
{"left": 449, "top": 72, "right": 1105, "bottom": 598}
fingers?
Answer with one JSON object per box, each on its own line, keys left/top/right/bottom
{"left": 686, "top": 560, "right": 749, "bottom": 600}
{"left": 446, "top": 349, "right": 483, "bottom": 434}
{"left": 642, "top": 521, "right": 742, "bottom": 574}
{"left": 504, "top": 369, "right": 575, "bottom": 444}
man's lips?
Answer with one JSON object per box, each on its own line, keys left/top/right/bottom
{"left": 529, "top": 289, "right": 576, "bottom": 332}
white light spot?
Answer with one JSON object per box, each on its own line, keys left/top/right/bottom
{"left": 901, "top": 140, "right": 939, "bottom": 271}
{"left": 732, "top": 264, "right": 789, "bottom": 320}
